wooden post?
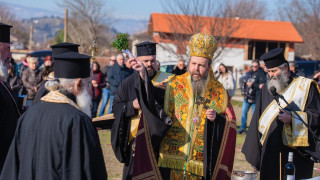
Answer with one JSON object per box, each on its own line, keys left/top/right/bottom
{"left": 252, "top": 41, "right": 256, "bottom": 60}
{"left": 64, "top": 9, "right": 68, "bottom": 42}
{"left": 29, "top": 24, "right": 34, "bottom": 50}
{"left": 284, "top": 43, "right": 289, "bottom": 60}
{"left": 244, "top": 40, "right": 248, "bottom": 60}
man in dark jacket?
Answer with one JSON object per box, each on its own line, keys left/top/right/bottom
{"left": 108, "top": 54, "right": 133, "bottom": 114}
{"left": 99, "top": 55, "right": 116, "bottom": 116}
{"left": 238, "top": 60, "right": 266, "bottom": 134}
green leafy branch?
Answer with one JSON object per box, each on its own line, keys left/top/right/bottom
{"left": 111, "top": 33, "right": 129, "bottom": 50}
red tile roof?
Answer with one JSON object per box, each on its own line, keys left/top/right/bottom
{"left": 148, "top": 13, "right": 303, "bottom": 43}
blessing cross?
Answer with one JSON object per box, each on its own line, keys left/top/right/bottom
{"left": 88, "top": 40, "right": 98, "bottom": 90}
{"left": 195, "top": 96, "right": 211, "bottom": 109}
{"left": 89, "top": 40, "right": 98, "bottom": 61}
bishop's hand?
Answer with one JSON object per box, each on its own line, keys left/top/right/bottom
{"left": 128, "top": 57, "right": 146, "bottom": 80}
{"left": 206, "top": 109, "right": 217, "bottom": 122}
{"left": 278, "top": 109, "right": 292, "bottom": 124}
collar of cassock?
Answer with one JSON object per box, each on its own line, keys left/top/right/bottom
{"left": 41, "top": 90, "right": 79, "bottom": 110}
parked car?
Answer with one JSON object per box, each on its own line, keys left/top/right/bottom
{"left": 295, "top": 60, "right": 320, "bottom": 78}
{"left": 16, "top": 50, "right": 52, "bottom": 76}
{"left": 160, "top": 62, "right": 176, "bottom": 73}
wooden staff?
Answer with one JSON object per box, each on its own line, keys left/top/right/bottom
{"left": 280, "top": 152, "right": 282, "bottom": 180}
{"left": 89, "top": 40, "right": 98, "bottom": 90}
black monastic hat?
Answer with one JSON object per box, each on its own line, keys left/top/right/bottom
{"left": 260, "top": 48, "right": 287, "bottom": 69}
{"left": 53, "top": 52, "right": 91, "bottom": 78}
{"left": 50, "top": 42, "right": 80, "bottom": 58}
{"left": 0, "top": 23, "right": 12, "bottom": 43}
{"left": 135, "top": 41, "right": 157, "bottom": 57}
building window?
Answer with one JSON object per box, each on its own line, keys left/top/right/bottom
{"left": 247, "top": 41, "right": 285, "bottom": 60}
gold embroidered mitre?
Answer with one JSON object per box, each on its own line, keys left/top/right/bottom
{"left": 189, "top": 33, "right": 218, "bottom": 60}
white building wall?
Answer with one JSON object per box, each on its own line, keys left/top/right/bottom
{"left": 156, "top": 42, "right": 189, "bottom": 64}
{"left": 213, "top": 47, "right": 247, "bottom": 88}
{"left": 288, "top": 51, "right": 295, "bottom": 61}
{"left": 213, "top": 47, "right": 245, "bottom": 71}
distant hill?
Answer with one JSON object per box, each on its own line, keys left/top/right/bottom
{"left": 22, "top": 17, "right": 64, "bottom": 43}
{"left": 2, "top": 1, "right": 149, "bottom": 37}
{"left": 1, "top": 1, "right": 64, "bottom": 19}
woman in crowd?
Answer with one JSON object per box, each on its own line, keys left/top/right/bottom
{"left": 21, "top": 57, "right": 43, "bottom": 106}
{"left": 91, "top": 61, "right": 106, "bottom": 118}
{"left": 7, "top": 61, "right": 22, "bottom": 98}
{"left": 216, "top": 63, "right": 236, "bottom": 98}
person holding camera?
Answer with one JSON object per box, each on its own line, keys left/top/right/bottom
{"left": 238, "top": 60, "right": 266, "bottom": 134}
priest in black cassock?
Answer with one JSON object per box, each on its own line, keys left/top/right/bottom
{"left": 111, "top": 42, "right": 172, "bottom": 179}
{"left": 0, "top": 52, "right": 107, "bottom": 180}
{"left": 0, "top": 22, "right": 21, "bottom": 174}
{"left": 242, "top": 48, "right": 320, "bottom": 179}
{"left": 33, "top": 42, "right": 80, "bottom": 104}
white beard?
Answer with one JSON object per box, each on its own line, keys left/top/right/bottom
{"left": 76, "top": 88, "right": 92, "bottom": 118}
{"left": 0, "top": 59, "right": 8, "bottom": 81}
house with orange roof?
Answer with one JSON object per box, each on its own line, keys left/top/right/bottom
{"left": 144, "top": 13, "right": 303, "bottom": 81}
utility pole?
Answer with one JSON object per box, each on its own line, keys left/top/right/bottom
{"left": 64, "top": 9, "right": 68, "bottom": 42}
{"left": 28, "top": 24, "right": 34, "bottom": 50}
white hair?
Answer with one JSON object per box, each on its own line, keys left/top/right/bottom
{"left": 279, "top": 63, "right": 289, "bottom": 71}
{"left": 45, "top": 78, "right": 74, "bottom": 91}
{"left": 26, "top": 57, "right": 38, "bottom": 64}
{"left": 45, "top": 78, "right": 92, "bottom": 117}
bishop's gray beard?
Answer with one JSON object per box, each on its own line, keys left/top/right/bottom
{"left": 267, "top": 70, "right": 289, "bottom": 94}
{"left": 76, "top": 88, "right": 92, "bottom": 118}
{"left": 191, "top": 78, "right": 206, "bottom": 97}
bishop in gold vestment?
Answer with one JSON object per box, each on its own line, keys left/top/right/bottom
{"left": 158, "top": 33, "right": 237, "bottom": 180}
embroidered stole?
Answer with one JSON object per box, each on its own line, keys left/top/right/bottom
{"left": 41, "top": 91, "right": 80, "bottom": 110}
{"left": 132, "top": 114, "right": 163, "bottom": 180}
{"left": 158, "top": 69, "right": 229, "bottom": 177}
{"left": 130, "top": 76, "right": 170, "bottom": 180}
{"left": 258, "top": 76, "right": 317, "bottom": 147}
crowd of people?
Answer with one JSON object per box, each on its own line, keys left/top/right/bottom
{"left": 5, "top": 50, "right": 136, "bottom": 118}
{"left": 1, "top": 21, "right": 320, "bottom": 180}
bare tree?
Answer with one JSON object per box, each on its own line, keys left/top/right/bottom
{"left": 222, "top": 0, "right": 266, "bottom": 20}
{"left": 279, "top": 0, "right": 320, "bottom": 60}
{"left": 58, "top": 0, "right": 112, "bottom": 55}
{"left": 158, "top": 0, "right": 266, "bottom": 62}
{"left": 0, "top": 3, "right": 29, "bottom": 48}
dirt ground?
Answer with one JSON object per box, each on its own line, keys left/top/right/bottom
{"left": 97, "top": 99, "right": 320, "bottom": 179}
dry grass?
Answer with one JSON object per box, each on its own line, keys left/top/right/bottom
{"left": 97, "top": 98, "right": 320, "bottom": 179}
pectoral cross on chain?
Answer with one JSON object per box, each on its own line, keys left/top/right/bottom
{"left": 195, "top": 96, "right": 211, "bottom": 109}
{"left": 193, "top": 96, "right": 211, "bottom": 129}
